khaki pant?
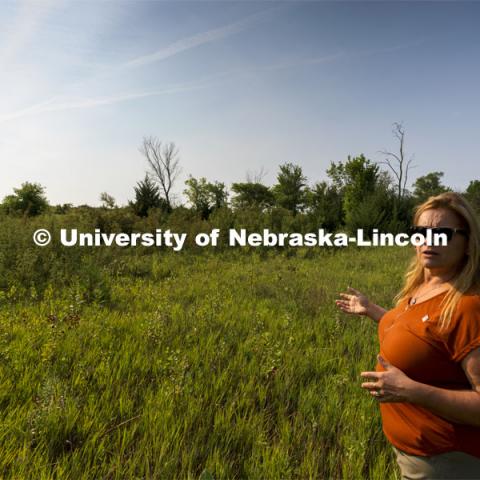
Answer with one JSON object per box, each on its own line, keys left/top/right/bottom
{"left": 392, "top": 445, "right": 480, "bottom": 479}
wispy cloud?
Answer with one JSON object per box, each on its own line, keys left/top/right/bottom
{"left": 0, "top": 50, "right": 346, "bottom": 123}
{"left": 0, "top": 0, "right": 58, "bottom": 66}
{"left": 0, "top": 33, "right": 422, "bottom": 124}
{"left": 0, "top": 5, "right": 289, "bottom": 123}
{"left": 352, "top": 38, "right": 428, "bottom": 58}
{"left": 0, "top": 80, "right": 212, "bottom": 123}
{"left": 3, "top": 4, "right": 422, "bottom": 125}
{"left": 250, "top": 52, "right": 346, "bottom": 73}
{"left": 119, "top": 6, "right": 283, "bottom": 70}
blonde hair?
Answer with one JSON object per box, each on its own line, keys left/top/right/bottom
{"left": 394, "top": 192, "right": 480, "bottom": 332}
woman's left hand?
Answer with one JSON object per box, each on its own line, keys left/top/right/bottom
{"left": 360, "top": 354, "right": 417, "bottom": 403}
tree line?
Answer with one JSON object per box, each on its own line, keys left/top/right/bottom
{"left": 2, "top": 124, "right": 479, "bottom": 238}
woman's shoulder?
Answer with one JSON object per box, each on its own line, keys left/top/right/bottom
{"left": 456, "top": 288, "right": 480, "bottom": 312}
{"left": 442, "top": 288, "right": 480, "bottom": 361}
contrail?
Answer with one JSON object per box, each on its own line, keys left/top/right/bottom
{"left": 0, "top": 81, "right": 211, "bottom": 123}
{"left": 119, "top": 6, "right": 283, "bottom": 70}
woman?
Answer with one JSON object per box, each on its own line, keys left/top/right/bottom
{"left": 335, "top": 192, "right": 480, "bottom": 479}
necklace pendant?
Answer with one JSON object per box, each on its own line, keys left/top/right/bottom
{"left": 411, "top": 298, "right": 416, "bottom": 305}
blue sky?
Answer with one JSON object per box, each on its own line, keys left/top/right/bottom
{"left": 1, "top": 0, "right": 479, "bottom": 207}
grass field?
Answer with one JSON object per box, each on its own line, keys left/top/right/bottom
{"left": 0, "top": 244, "right": 413, "bottom": 479}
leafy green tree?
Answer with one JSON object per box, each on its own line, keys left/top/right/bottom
{"left": 327, "top": 155, "right": 381, "bottom": 229}
{"left": 346, "top": 185, "right": 395, "bottom": 235}
{"left": 100, "top": 192, "right": 117, "bottom": 209}
{"left": 183, "top": 176, "right": 228, "bottom": 220}
{"left": 129, "top": 174, "right": 169, "bottom": 217}
{"left": 305, "top": 181, "right": 344, "bottom": 230}
{"left": 1, "top": 181, "right": 49, "bottom": 216}
{"left": 464, "top": 180, "right": 480, "bottom": 213}
{"left": 230, "top": 182, "right": 275, "bottom": 210}
{"left": 325, "top": 161, "right": 347, "bottom": 191}
{"left": 271, "top": 163, "right": 307, "bottom": 216}
{"left": 208, "top": 181, "right": 229, "bottom": 211}
{"left": 54, "top": 203, "right": 73, "bottom": 214}
{"left": 389, "top": 193, "right": 417, "bottom": 232}
{"left": 325, "top": 154, "right": 411, "bottom": 235}
{"left": 412, "top": 171, "right": 451, "bottom": 203}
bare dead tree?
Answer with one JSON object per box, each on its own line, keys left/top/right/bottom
{"left": 139, "top": 137, "right": 181, "bottom": 209}
{"left": 246, "top": 166, "right": 268, "bottom": 183}
{"left": 377, "top": 122, "right": 416, "bottom": 199}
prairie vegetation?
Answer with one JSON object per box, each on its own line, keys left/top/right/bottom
{"left": 0, "top": 212, "right": 412, "bottom": 479}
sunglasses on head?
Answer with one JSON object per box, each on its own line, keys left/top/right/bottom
{"left": 408, "top": 226, "right": 469, "bottom": 241}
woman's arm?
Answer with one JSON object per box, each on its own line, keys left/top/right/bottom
{"left": 409, "top": 384, "right": 480, "bottom": 426}
{"left": 361, "top": 350, "right": 480, "bottom": 427}
{"left": 365, "top": 302, "right": 387, "bottom": 324}
{"left": 335, "top": 287, "right": 386, "bottom": 323}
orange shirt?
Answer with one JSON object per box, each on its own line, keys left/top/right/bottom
{"left": 377, "top": 291, "right": 480, "bottom": 458}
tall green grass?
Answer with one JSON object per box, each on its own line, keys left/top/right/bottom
{"left": 0, "top": 234, "right": 412, "bottom": 479}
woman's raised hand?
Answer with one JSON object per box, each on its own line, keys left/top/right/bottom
{"left": 335, "top": 286, "right": 370, "bottom": 316}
